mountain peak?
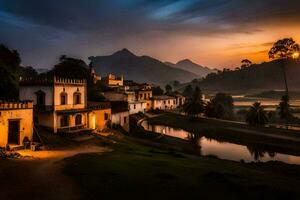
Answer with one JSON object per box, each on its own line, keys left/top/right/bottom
{"left": 177, "top": 59, "right": 193, "bottom": 65}
{"left": 113, "top": 48, "right": 136, "bottom": 57}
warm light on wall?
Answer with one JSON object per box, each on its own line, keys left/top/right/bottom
{"left": 292, "top": 52, "right": 299, "bottom": 59}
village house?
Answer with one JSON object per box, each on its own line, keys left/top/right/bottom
{"left": 151, "top": 94, "right": 186, "bottom": 110}
{"left": 110, "top": 101, "right": 130, "bottom": 131}
{"left": 103, "top": 91, "right": 147, "bottom": 115}
{"left": 19, "top": 76, "right": 111, "bottom": 133}
{"left": 0, "top": 101, "right": 34, "bottom": 148}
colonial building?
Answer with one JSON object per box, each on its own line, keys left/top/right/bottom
{"left": 0, "top": 101, "right": 34, "bottom": 148}
{"left": 102, "top": 73, "right": 124, "bottom": 87}
{"left": 19, "top": 76, "right": 111, "bottom": 133}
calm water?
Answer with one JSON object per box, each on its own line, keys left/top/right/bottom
{"left": 141, "top": 121, "right": 300, "bottom": 165}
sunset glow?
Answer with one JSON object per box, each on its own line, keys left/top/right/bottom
{"left": 1, "top": 0, "right": 300, "bottom": 69}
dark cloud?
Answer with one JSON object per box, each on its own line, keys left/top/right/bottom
{"left": 1, "top": 0, "right": 300, "bottom": 68}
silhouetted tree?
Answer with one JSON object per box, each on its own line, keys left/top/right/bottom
{"left": 172, "top": 80, "right": 180, "bottom": 87}
{"left": 246, "top": 102, "right": 268, "bottom": 126}
{"left": 0, "top": 44, "right": 21, "bottom": 100}
{"left": 152, "top": 86, "right": 164, "bottom": 95}
{"left": 204, "top": 93, "right": 234, "bottom": 119}
{"left": 277, "top": 95, "right": 293, "bottom": 122}
{"left": 165, "top": 84, "right": 172, "bottom": 94}
{"left": 182, "top": 85, "right": 193, "bottom": 98}
{"left": 268, "top": 38, "right": 300, "bottom": 97}
{"left": 20, "top": 66, "right": 38, "bottom": 77}
{"left": 241, "top": 59, "right": 252, "bottom": 69}
{"left": 53, "top": 56, "right": 89, "bottom": 79}
{"left": 183, "top": 86, "right": 205, "bottom": 118}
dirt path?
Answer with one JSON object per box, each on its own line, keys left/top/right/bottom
{"left": 0, "top": 144, "right": 111, "bottom": 200}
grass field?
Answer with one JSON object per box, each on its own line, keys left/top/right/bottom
{"left": 63, "top": 136, "right": 300, "bottom": 200}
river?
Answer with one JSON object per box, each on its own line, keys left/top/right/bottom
{"left": 141, "top": 121, "right": 300, "bottom": 165}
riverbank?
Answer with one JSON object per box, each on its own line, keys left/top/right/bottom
{"left": 63, "top": 133, "right": 300, "bottom": 200}
{"left": 146, "top": 113, "right": 300, "bottom": 156}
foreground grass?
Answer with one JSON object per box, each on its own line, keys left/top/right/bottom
{"left": 63, "top": 136, "right": 300, "bottom": 200}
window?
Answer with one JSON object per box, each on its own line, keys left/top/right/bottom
{"left": 144, "top": 94, "right": 147, "bottom": 99}
{"left": 104, "top": 113, "right": 109, "bottom": 120}
{"left": 73, "top": 92, "right": 81, "bottom": 104}
{"left": 163, "top": 100, "right": 166, "bottom": 104}
{"left": 60, "top": 92, "right": 67, "bottom": 105}
{"left": 35, "top": 90, "right": 45, "bottom": 107}
{"left": 148, "top": 93, "right": 150, "bottom": 98}
{"left": 124, "top": 117, "right": 127, "bottom": 124}
{"left": 134, "top": 104, "right": 136, "bottom": 109}
{"left": 173, "top": 100, "right": 176, "bottom": 104}
{"left": 60, "top": 115, "right": 69, "bottom": 127}
{"left": 75, "top": 114, "right": 82, "bottom": 125}
{"left": 168, "top": 100, "right": 170, "bottom": 104}
{"left": 139, "top": 94, "right": 142, "bottom": 99}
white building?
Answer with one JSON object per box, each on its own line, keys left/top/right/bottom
{"left": 151, "top": 95, "right": 186, "bottom": 110}
{"left": 128, "top": 100, "right": 147, "bottom": 115}
{"left": 19, "top": 76, "right": 111, "bottom": 133}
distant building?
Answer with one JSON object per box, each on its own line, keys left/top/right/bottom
{"left": 0, "top": 101, "right": 34, "bottom": 148}
{"left": 102, "top": 73, "right": 124, "bottom": 87}
{"left": 19, "top": 76, "right": 111, "bottom": 133}
{"left": 90, "top": 67, "right": 101, "bottom": 84}
{"left": 151, "top": 94, "right": 186, "bottom": 110}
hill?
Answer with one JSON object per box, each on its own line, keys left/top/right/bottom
{"left": 165, "top": 59, "right": 215, "bottom": 77}
{"left": 89, "top": 49, "right": 198, "bottom": 86}
{"left": 196, "top": 59, "right": 300, "bottom": 92}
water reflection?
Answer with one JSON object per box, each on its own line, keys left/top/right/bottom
{"left": 141, "top": 120, "right": 300, "bottom": 165}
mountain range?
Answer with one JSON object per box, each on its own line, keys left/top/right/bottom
{"left": 184, "top": 59, "right": 300, "bottom": 92}
{"left": 89, "top": 49, "right": 213, "bottom": 86}
{"left": 165, "top": 59, "right": 216, "bottom": 77}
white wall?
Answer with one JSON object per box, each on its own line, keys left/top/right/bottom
{"left": 152, "top": 98, "right": 177, "bottom": 110}
{"left": 111, "top": 111, "right": 129, "bottom": 131}
{"left": 128, "top": 101, "right": 147, "bottom": 115}
{"left": 19, "top": 86, "right": 53, "bottom": 106}
{"left": 54, "top": 84, "right": 86, "bottom": 110}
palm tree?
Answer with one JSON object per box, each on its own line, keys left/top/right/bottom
{"left": 278, "top": 95, "right": 293, "bottom": 123}
{"left": 246, "top": 102, "right": 268, "bottom": 126}
{"left": 268, "top": 38, "right": 300, "bottom": 97}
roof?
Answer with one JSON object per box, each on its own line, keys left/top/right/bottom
{"left": 110, "top": 101, "right": 129, "bottom": 114}
{"left": 151, "top": 95, "right": 176, "bottom": 100}
{"left": 88, "top": 101, "right": 111, "bottom": 110}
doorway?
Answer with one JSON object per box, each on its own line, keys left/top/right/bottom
{"left": 8, "top": 120, "right": 20, "bottom": 145}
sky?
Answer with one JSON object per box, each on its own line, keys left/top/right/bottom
{"left": 1, "top": 0, "right": 300, "bottom": 69}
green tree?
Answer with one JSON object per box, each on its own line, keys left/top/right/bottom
{"left": 165, "top": 84, "right": 172, "bottom": 94}
{"left": 268, "top": 38, "right": 300, "bottom": 97}
{"left": 204, "top": 93, "right": 234, "bottom": 119}
{"left": 246, "top": 102, "right": 268, "bottom": 126}
{"left": 183, "top": 87, "right": 205, "bottom": 118}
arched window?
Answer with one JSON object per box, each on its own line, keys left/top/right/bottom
{"left": 73, "top": 92, "right": 81, "bottom": 105}
{"left": 60, "top": 115, "right": 69, "bottom": 127}
{"left": 75, "top": 114, "right": 82, "bottom": 125}
{"left": 60, "top": 92, "right": 68, "bottom": 105}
